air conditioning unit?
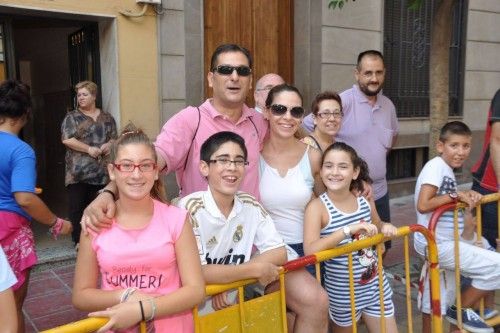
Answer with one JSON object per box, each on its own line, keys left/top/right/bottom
{"left": 136, "top": 0, "right": 161, "bottom": 4}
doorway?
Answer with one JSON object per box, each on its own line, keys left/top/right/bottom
{"left": 0, "top": 14, "right": 101, "bottom": 217}
{"left": 203, "top": 0, "right": 294, "bottom": 105}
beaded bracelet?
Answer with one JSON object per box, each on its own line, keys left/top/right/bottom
{"left": 120, "top": 287, "right": 137, "bottom": 303}
{"left": 49, "top": 217, "right": 64, "bottom": 240}
{"left": 147, "top": 298, "right": 156, "bottom": 321}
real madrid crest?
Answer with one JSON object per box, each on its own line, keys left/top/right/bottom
{"left": 233, "top": 225, "right": 243, "bottom": 243}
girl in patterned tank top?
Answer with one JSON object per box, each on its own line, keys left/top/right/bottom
{"left": 303, "top": 142, "right": 398, "bottom": 332}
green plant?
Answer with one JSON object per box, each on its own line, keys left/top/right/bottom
{"left": 327, "top": 0, "right": 355, "bottom": 10}
{"left": 329, "top": 0, "right": 422, "bottom": 10}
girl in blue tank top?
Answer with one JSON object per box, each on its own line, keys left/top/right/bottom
{"left": 303, "top": 142, "right": 399, "bottom": 332}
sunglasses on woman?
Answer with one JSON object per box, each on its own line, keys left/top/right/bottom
{"left": 212, "top": 65, "right": 252, "bottom": 77}
{"left": 269, "top": 104, "right": 305, "bottom": 119}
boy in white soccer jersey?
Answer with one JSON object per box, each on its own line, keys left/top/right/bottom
{"left": 178, "top": 131, "right": 329, "bottom": 332}
{"left": 178, "top": 131, "right": 287, "bottom": 311}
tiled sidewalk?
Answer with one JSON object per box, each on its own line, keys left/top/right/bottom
{"left": 23, "top": 264, "right": 86, "bottom": 332}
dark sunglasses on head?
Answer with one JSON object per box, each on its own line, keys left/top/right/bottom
{"left": 269, "top": 104, "right": 305, "bottom": 119}
{"left": 212, "top": 65, "right": 252, "bottom": 77}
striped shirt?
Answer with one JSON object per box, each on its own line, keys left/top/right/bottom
{"left": 319, "top": 193, "right": 393, "bottom": 312}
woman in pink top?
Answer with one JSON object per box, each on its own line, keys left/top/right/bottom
{"left": 73, "top": 124, "right": 205, "bottom": 332}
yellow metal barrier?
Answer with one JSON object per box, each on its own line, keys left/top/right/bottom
{"left": 194, "top": 224, "right": 442, "bottom": 333}
{"left": 193, "top": 272, "right": 288, "bottom": 332}
{"left": 428, "top": 192, "right": 500, "bottom": 331}
{"left": 41, "top": 318, "right": 147, "bottom": 333}
{"left": 41, "top": 318, "right": 108, "bottom": 333}
{"left": 42, "top": 225, "right": 442, "bottom": 333}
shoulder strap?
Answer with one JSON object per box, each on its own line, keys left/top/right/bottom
{"left": 247, "top": 116, "right": 259, "bottom": 137}
{"left": 307, "top": 135, "right": 322, "bottom": 153}
{"left": 182, "top": 107, "right": 201, "bottom": 175}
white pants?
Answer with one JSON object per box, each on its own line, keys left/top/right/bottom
{"left": 438, "top": 240, "right": 500, "bottom": 291}
{"left": 419, "top": 265, "right": 456, "bottom": 314}
{"left": 418, "top": 238, "right": 500, "bottom": 314}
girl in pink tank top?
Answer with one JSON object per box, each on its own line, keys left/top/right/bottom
{"left": 73, "top": 124, "right": 205, "bottom": 332}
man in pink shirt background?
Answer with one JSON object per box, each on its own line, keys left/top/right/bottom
{"left": 83, "top": 44, "right": 268, "bottom": 224}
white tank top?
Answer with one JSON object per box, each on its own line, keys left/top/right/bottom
{"left": 259, "top": 147, "right": 314, "bottom": 244}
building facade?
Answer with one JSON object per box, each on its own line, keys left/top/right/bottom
{"left": 0, "top": 0, "right": 499, "bottom": 206}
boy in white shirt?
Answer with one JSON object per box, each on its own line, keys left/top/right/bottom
{"left": 178, "top": 131, "right": 329, "bottom": 332}
{"left": 414, "top": 121, "right": 500, "bottom": 333}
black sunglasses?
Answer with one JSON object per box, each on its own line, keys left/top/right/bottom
{"left": 269, "top": 104, "right": 305, "bottom": 119}
{"left": 212, "top": 65, "right": 252, "bottom": 77}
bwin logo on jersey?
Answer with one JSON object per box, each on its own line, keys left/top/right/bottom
{"left": 205, "top": 249, "right": 246, "bottom": 265}
{"left": 233, "top": 225, "right": 243, "bottom": 243}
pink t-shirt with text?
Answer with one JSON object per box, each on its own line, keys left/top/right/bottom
{"left": 91, "top": 199, "right": 191, "bottom": 332}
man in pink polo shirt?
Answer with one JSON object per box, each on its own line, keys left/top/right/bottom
{"left": 154, "top": 44, "right": 268, "bottom": 198}
{"left": 83, "top": 44, "right": 268, "bottom": 224}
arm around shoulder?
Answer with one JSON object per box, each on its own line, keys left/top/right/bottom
{"left": 308, "top": 147, "right": 326, "bottom": 196}
{"left": 154, "top": 106, "right": 200, "bottom": 173}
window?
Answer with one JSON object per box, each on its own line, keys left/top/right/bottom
{"left": 383, "top": 0, "right": 467, "bottom": 118}
{"left": 387, "top": 147, "right": 428, "bottom": 180}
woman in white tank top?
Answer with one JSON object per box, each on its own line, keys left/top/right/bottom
{"left": 259, "top": 84, "right": 324, "bottom": 256}
{"left": 258, "top": 83, "right": 329, "bottom": 333}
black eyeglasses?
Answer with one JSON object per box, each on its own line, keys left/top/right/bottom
{"left": 208, "top": 158, "right": 249, "bottom": 168}
{"left": 113, "top": 162, "right": 157, "bottom": 172}
{"left": 212, "top": 65, "right": 252, "bottom": 77}
{"left": 316, "top": 111, "right": 343, "bottom": 120}
{"left": 269, "top": 104, "right": 305, "bottom": 119}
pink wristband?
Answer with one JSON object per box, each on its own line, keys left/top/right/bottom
{"left": 49, "top": 217, "right": 64, "bottom": 240}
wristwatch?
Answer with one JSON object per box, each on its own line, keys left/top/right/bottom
{"left": 448, "top": 192, "right": 458, "bottom": 202}
{"left": 342, "top": 226, "right": 351, "bottom": 239}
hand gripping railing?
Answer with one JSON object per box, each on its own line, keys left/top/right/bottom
{"left": 283, "top": 224, "right": 442, "bottom": 333}
{"left": 428, "top": 192, "right": 500, "bottom": 330}
{"left": 192, "top": 225, "right": 442, "bottom": 333}
{"left": 41, "top": 225, "right": 442, "bottom": 333}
